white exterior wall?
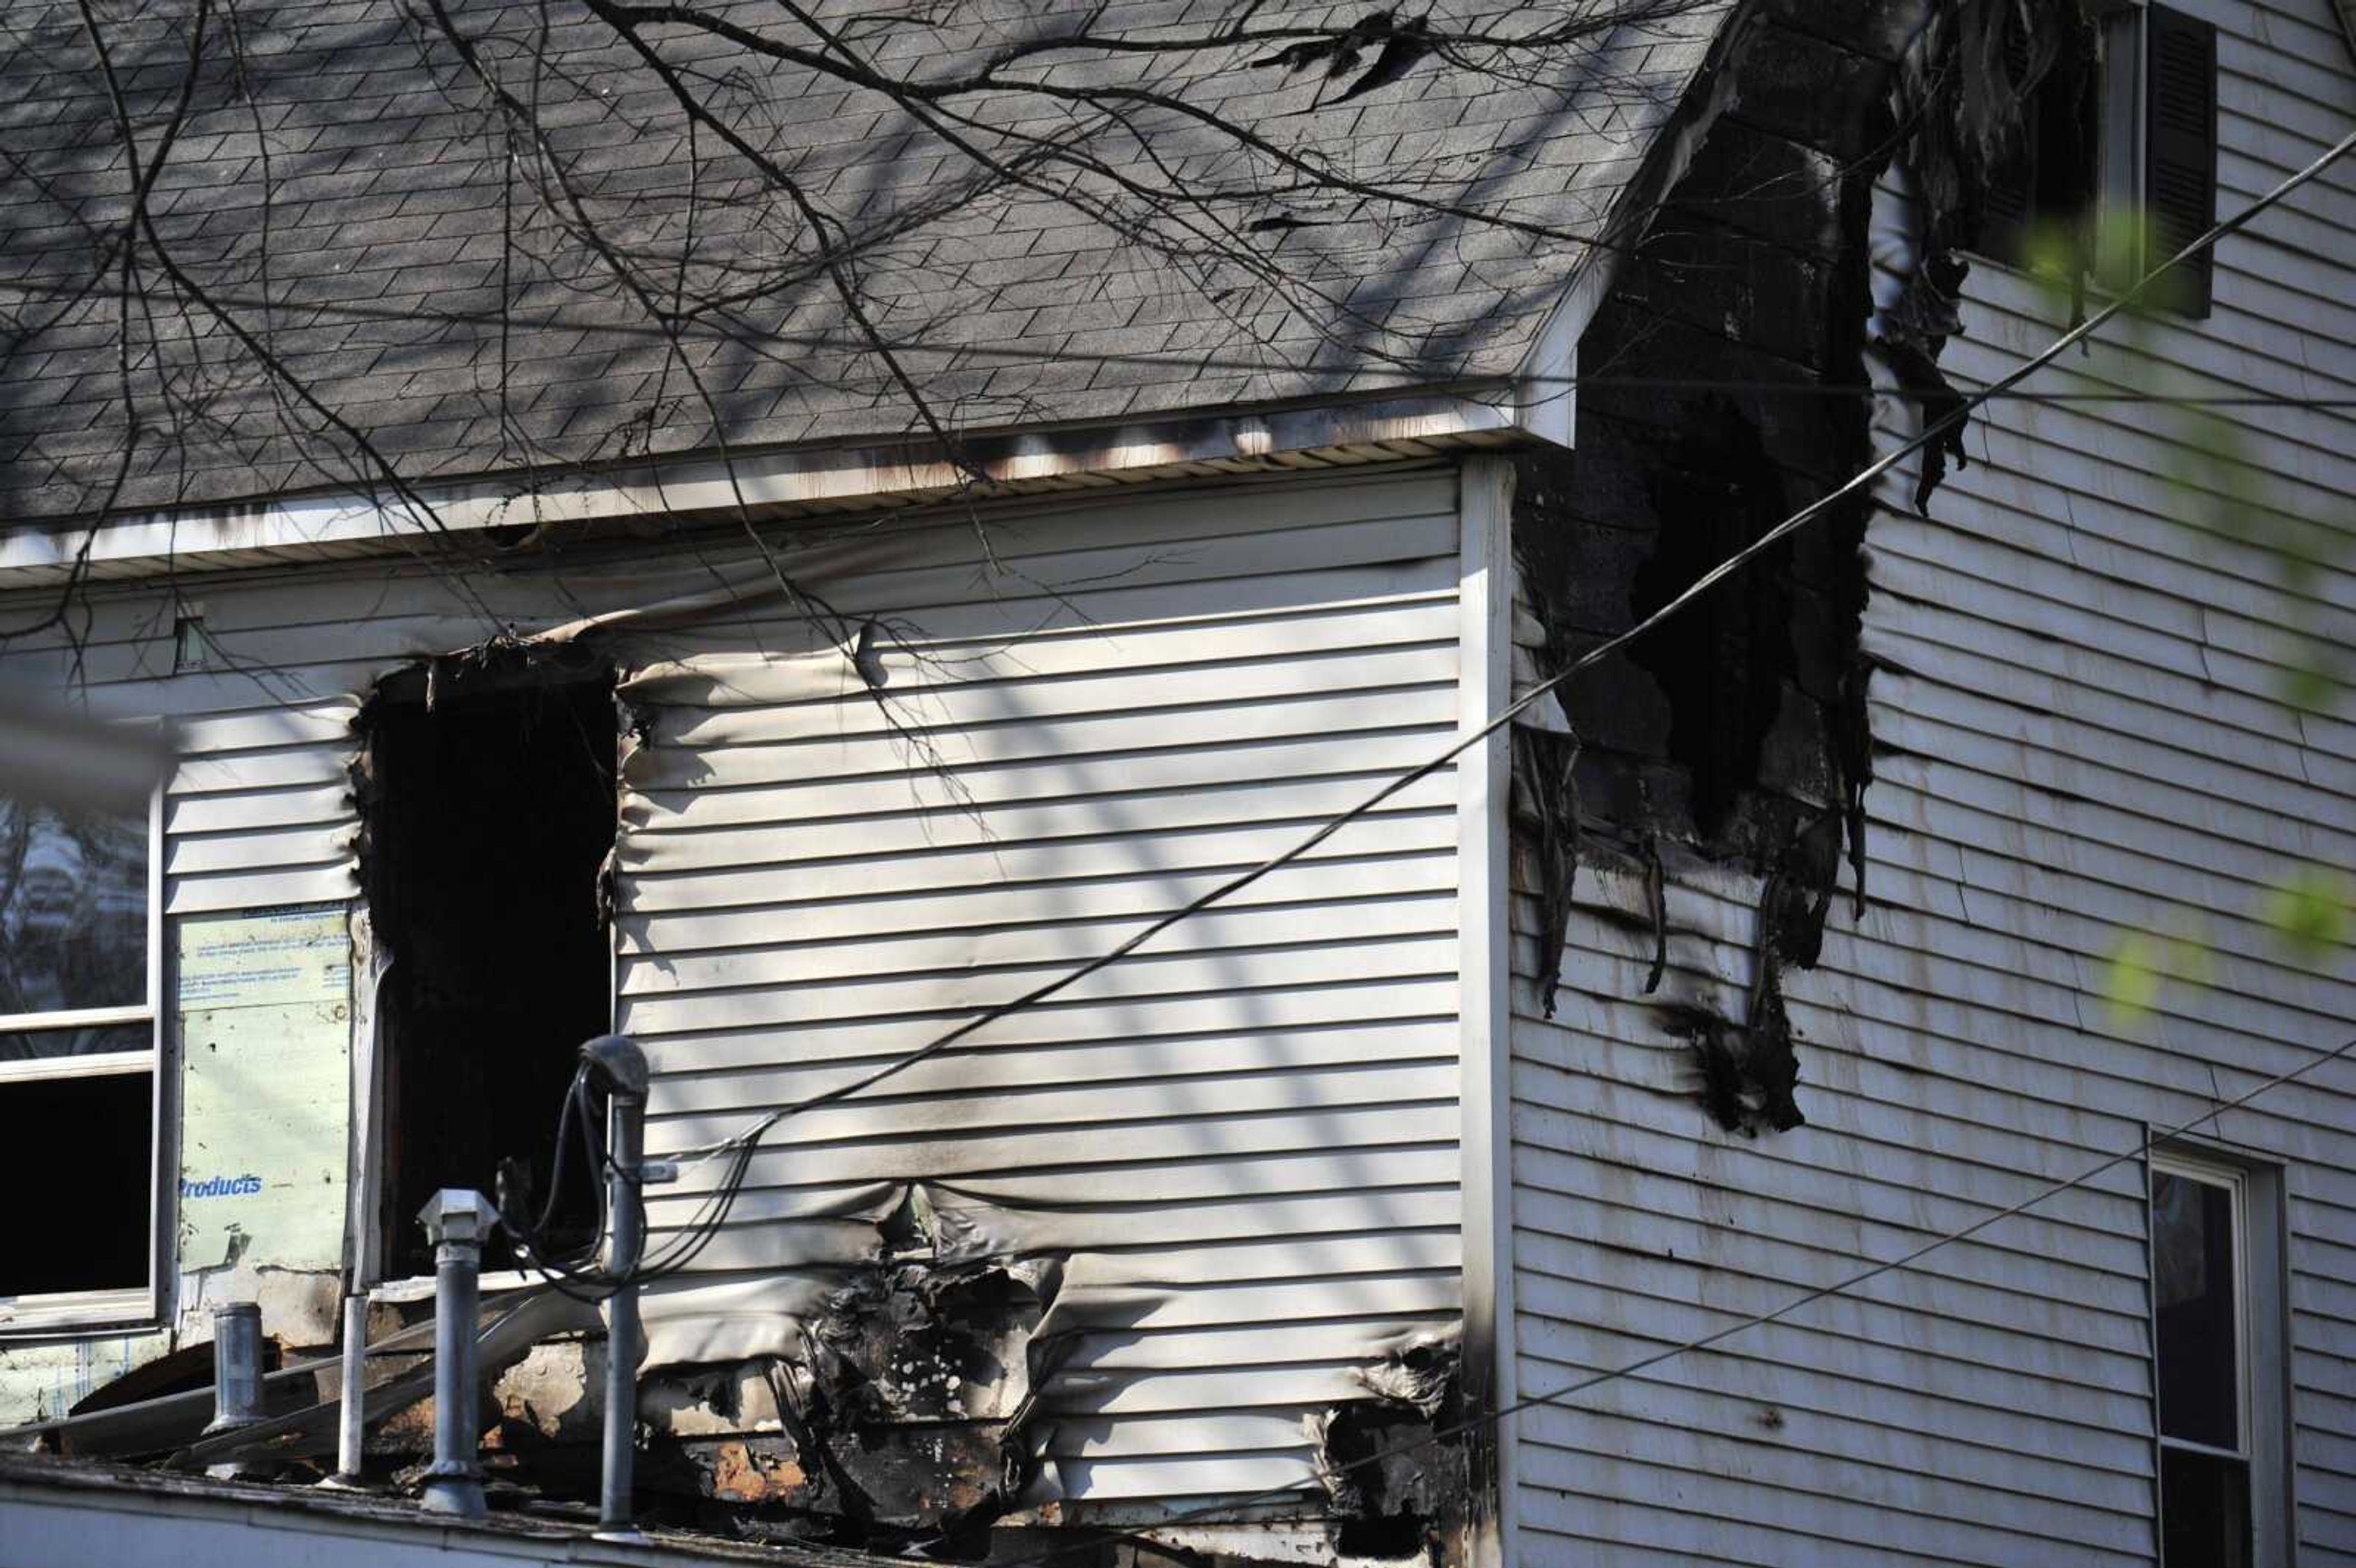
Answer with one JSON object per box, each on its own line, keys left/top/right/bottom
{"left": 1506, "top": 1, "right": 2356, "bottom": 1562}
{"left": 0, "top": 463, "right": 1472, "bottom": 1515}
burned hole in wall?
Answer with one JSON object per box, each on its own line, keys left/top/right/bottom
{"left": 356, "top": 649, "right": 617, "bottom": 1278}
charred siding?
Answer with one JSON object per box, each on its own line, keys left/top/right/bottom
{"left": 1505, "top": 0, "right": 2356, "bottom": 1564}
{"left": 0, "top": 464, "right": 1471, "bottom": 1525}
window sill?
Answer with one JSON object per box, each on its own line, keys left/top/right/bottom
{"left": 0, "top": 1286, "right": 157, "bottom": 1339}
{"left": 366, "top": 1269, "right": 541, "bottom": 1305}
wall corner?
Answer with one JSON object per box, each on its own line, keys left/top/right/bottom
{"left": 1456, "top": 453, "right": 1519, "bottom": 1567}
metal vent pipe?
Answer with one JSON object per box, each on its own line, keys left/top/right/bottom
{"left": 417, "top": 1189, "right": 493, "bottom": 1520}
{"left": 329, "top": 1292, "right": 369, "bottom": 1486}
{"left": 582, "top": 1034, "right": 650, "bottom": 1542}
{"left": 202, "top": 1301, "right": 266, "bottom": 1478}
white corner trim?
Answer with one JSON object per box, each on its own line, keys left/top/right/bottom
{"left": 1455, "top": 453, "right": 1518, "bottom": 1568}
{"left": 1514, "top": 271, "right": 1602, "bottom": 450}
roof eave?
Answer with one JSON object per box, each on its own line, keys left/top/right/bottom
{"left": 0, "top": 388, "right": 1525, "bottom": 590}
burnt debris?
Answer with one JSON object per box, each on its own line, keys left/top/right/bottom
{"left": 1315, "top": 1334, "right": 1468, "bottom": 1562}
{"left": 637, "top": 1191, "right": 1063, "bottom": 1556}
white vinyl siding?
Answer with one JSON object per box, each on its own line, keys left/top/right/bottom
{"left": 1506, "top": 0, "right": 2356, "bottom": 1561}
{"left": 0, "top": 464, "right": 1468, "bottom": 1515}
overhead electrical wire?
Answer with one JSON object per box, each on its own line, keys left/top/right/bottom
{"left": 3, "top": 265, "right": 2354, "bottom": 414}
{"left": 903, "top": 121, "right": 2356, "bottom": 1568}
{"left": 655, "top": 118, "right": 2356, "bottom": 1158}
{"left": 622, "top": 126, "right": 2356, "bottom": 1559}
{"left": 961, "top": 1029, "right": 2356, "bottom": 1568}
{"left": 457, "top": 98, "right": 2350, "bottom": 1562}
{"left": 654, "top": 120, "right": 2356, "bottom": 1185}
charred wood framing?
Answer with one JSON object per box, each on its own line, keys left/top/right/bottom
{"left": 1508, "top": 4, "right": 1907, "bottom": 1133}
{"left": 352, "top": 645, "right": 619, "bottom": 1278}
{"left": 1315, "top": 1335, "right": 1469, "bottom": 1561}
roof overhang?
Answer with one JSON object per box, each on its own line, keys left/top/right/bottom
{"left": 0, "top": 388, "right": 1527, "bottom": 590}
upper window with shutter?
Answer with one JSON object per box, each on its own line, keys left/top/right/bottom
{"left": 2141, "top": 5, "right": 2218, "bottom": 313}
{"left": 1978, "top": 2, "right": 2218, "bottom": 320}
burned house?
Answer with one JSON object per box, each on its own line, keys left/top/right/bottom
{"left": 1, "top": 0, "right": 2352, "bottom": 1563}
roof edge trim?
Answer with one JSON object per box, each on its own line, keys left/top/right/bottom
{"left": 0, "top": 391, "right": 1519, "bottom": 587}
{"left": 1513, "top": 0, "right": 1762, "bottom": 448}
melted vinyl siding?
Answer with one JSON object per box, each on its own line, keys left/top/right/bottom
{"left": 1, "top": 463, "right": 1467, "bottom": 1513}
{"left": 1507, "top": 2, "right": 2356, "bottom": 1562}
{"left": 613, "top": 466, "right": 1468, "bottom": 1505}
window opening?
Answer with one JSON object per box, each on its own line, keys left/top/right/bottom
{"left": 1983, "top": 2, "right": 2217, "bottom": 317}
{"left": 2151, "top": 1147, "right": 2287, "bottom": 1567}
{"left": 361, "top": 655, "right": 617, "bottom": 1280}
{"left": 0, "top": 783, "right": 159, "bottom": 1310}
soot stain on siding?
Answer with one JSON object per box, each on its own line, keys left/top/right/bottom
{"left": 628, "top": 1188, "right": 1470, "bottom": 1561}
{"left": 1509, "top": 7, "right": 1896, "bottom": 1136}
{"left": 1508, "top": 2, "right": 2074, "bottom": 1135}
{"left": 1317, "top": 1334, "right": 1469, "bottom": 1561}
{"left": 610, "top": 1191, "right": 1067, "bottom": 1553}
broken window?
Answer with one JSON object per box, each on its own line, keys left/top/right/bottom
{"left": 360, "top": 655, "right": 617, "bottom": 1279}
{"left": 0, "top": 788, "right": 158, "bottom": 1312}
{"left": 1984, "top": 3, "right": 2217, "bottom": 315}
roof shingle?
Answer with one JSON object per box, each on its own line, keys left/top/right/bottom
{"left": 0, "top": 0, "right": 1733, "bottom": 521}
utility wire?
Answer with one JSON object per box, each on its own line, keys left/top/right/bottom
{"left": 381, "top": 81, "right": 2347, "bottom": 1568}
{"left": 3, "top": 267, "right": 2354, "bottom": 413}
{"left": 642, "top": 115, "right": 2356, "bottom": 1558}
{"left": 891, "top": 121, "right": 2356, "bottom": 1567}
{"left": 966, "top": 1029, "right": 2356, "bottom": 1568}
{"left": 658, "top": 120, "right": 2356, "bottom": 1174}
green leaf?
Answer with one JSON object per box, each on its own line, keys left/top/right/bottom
{"left": 2103, "top": 931, "right": 2163, "bottom": 1026}
{"left": 2261, "top": 868, "right": 2351, "bottom": 962}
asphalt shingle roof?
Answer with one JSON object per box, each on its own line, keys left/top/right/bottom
{"left": 0, "top": 0, "right": 1733, "bottom": 521}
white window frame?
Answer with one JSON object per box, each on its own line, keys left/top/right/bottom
{"left": 2092, "top": 4, "right": 2150, "bottom": 290}
{"left": 0, "top": 781, "right": 165, "bottom": 1334}
{"left": 1977, "top": 1, "right": 2171, "bottom": 282}
{"left": 2148, "top": 1142, "right": 2293, "bottom": 1566}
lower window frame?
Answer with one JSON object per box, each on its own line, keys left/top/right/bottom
{"left": 0, "top": 783, "right": 166, "bottom": 1335}
{"left": 2148, "top": 1140, "right": 2293, "bottom": 1567}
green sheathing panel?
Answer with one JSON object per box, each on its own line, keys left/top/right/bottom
{"left": 175, "top": 907, "right": 352, "bottom": 1274}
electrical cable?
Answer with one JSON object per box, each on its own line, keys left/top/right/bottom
{"left": 471, "top": 103, "right": 2355, "bottom": 1567}
{"left": 498, "top": 1057, "right": 762, "bottom": 1298}
{"left": 890, "top": 124, "right": 2356, "bottom": 1565}
{"left": 657, "top": 120, "right": 2356, "bottom": 1175}
{"left": 958, "top": 1029, "right": 2356, "bottom": 1568}
{"left": 5, "top": 260, "right": 2354, "bottom": 409}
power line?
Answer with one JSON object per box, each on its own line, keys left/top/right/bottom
{"left": 633, "top": 115, "right": 2356, "bottom": 1559}
{"left": 3, "top": 274, "right": 2354, "bottom": 414}
{"left": 662, "top": 120, "right": 2356, "bottom": 1174}
{"left": 965, "top": 1030, "right": 2356, "bottom": 1568}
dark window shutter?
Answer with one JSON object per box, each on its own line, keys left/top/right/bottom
{"left": 2144, "top": 6, "right": 2217, "bottom": 316}
{"left": 1981, "top": 8, "right": 2038, "bottom": 261}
